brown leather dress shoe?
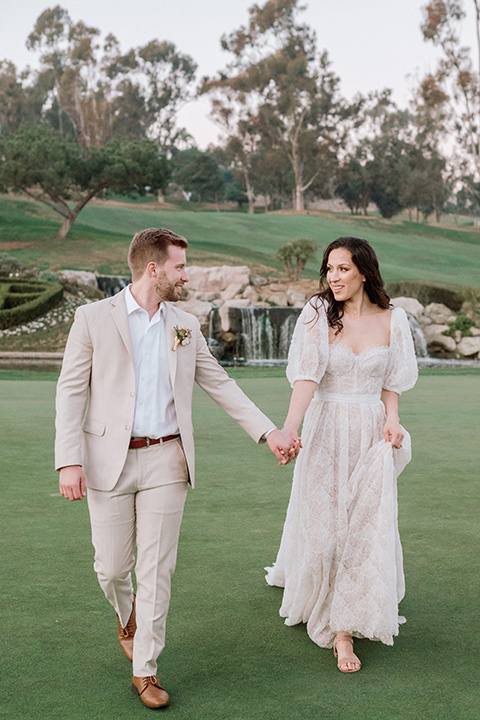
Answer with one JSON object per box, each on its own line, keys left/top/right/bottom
{"left": 132, "top": 675, "right": 170, "bottom": 709}
{"left": 116, "top": 596, "right": 136, "bottom": 661}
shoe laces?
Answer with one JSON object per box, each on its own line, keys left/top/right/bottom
{"left": 141, "top": 676, "right": 162, "bottom": 690}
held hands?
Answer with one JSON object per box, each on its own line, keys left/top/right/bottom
{"left": 383, "top": 417, "right": 404, "bottom": 449}
{"left": 267, "top": 428, "right": 302, "bottom": 466}
{"left": 59, "top": 465, "right": 86, "bottom": 501}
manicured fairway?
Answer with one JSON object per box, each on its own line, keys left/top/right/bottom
{"left": 0, "top": 369, "right": 479, "bottom": 719}
{"left": 2, "top": 197, "right": 480, "bottom": 287}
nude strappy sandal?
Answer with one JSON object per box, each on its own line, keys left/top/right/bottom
{"left": 333, "top": 632, "right": 362, "bottom": 673}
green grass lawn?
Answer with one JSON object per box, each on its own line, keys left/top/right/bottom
{"left": 0, "top": 368, "right": 479, "bottom": 719}
{"left": 2, "top": 196, "right": 480, "bottom": 286}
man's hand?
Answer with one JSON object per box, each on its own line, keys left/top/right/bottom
{"left": 266, "top": 428, "right": 301, "bottom": 466}
{"left": 59, "top": 465, "right": 86, "bottom": 501}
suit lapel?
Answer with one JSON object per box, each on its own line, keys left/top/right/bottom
{"left": 164, "top": 303, "right": 178, "bottom": 388}
{"left": 110, "top": 289, "right": 134, "bottom": 361}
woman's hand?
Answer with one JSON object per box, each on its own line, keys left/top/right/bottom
{"left": 381, "top": 389, "right": 403, "bottom": 448}
{"left": 383, "top": 417, "right": 404, "bottom": 449}
{"left": 282, "top": 427, "right": 302, "bottom": 452}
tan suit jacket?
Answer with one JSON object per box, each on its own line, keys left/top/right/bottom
{"left": 55, "top": 289, "right": 274, "bottom": 490}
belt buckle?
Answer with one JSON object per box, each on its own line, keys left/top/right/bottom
{"left": 145, "top": 437, "right": 150, "bottom": 448}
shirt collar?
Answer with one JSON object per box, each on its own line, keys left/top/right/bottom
{"left": 125, "top": 284, "right": 165, "bottom": 318}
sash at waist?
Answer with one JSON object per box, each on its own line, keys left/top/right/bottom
{"left": 316, "top": 392, "right": 381, "bottom": 404}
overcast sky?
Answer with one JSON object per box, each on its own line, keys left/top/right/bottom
{"left": 1, "top": 0, "right": 476, "bottom": 147}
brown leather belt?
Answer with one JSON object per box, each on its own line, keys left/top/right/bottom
{"left": 129, "top": 434, "right": 180, "bottom": 450}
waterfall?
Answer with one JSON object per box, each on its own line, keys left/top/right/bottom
{"left": 208, "top": 306, "right": 430, "bottom": 366}
{"left": 96, "top": 275, "right": 130, "bottom": 296}
{"left": 208, "top": 306, "right": 301, "bottom": 364}
{"left": 237, "top": 307, "right": 302, "bottom": 362}
{"left": 407, "top": 314, "right": 428, "bottom": 358}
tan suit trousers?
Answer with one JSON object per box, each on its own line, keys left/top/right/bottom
{"left": 86, "top": 437, "right": 188, "bottom": 677}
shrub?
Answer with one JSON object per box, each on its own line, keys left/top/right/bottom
{"left": 385, "top": 280, "right": 465, "bottom": 311}
{"left": 0, "top": 251, "right": 26, "bottom": 277}
{"left": 0, "top": 279, "right": 63, "bottom": 329}
{"left": 38, "top": 269, "right": 61, "bottom": 283}
{"left": 442, "top": 315, "right": 476, "bottom": 339}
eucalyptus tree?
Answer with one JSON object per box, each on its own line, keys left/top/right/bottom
{"left": 421, "top": 0, "right": 480, "bottom": 186}
{"left": 106, "top": 38, "right": 197, "bottom": 151}
{"left": 202, "top": 0, "right": 351, "bottom": 210}
{"left": 25, "top": 5, "right": 197, "bottom": 150}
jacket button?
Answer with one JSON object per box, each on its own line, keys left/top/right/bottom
{"left": 125, "top": 425, "right": 130, "bottom": 431}
{"left": 130, "top": 392, "right": 134, "bottom": 397}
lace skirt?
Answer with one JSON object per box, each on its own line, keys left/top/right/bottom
{"left": 265, "top": 393, "right": 411, "bottom": 647}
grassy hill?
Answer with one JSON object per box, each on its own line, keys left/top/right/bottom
{"left": 1, "top": 196, "right": 480, "bottom": 287}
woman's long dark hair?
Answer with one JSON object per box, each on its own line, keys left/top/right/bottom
{"left": 311, "top": 237, "right": 390, "bottom": 335}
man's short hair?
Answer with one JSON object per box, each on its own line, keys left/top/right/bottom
{"left": 128, "top": 227, "right": 188, "bottom": 280}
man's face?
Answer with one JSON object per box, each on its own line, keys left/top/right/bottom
{"left": 154, "top": 246, "right": 189, "bottom": 302}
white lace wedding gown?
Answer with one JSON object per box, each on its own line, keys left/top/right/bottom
{"left": 265, "top": 300, "right": 418, "bottom": 647}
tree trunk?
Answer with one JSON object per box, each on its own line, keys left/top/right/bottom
{"left": 158, "top": 189, "right": 165, "bottom": 203}
{"left": 294, "top": 259, "right": 306, "bottom": 280}
{"left": 55, "top": 214, "right": 76, "bottom": 242}
{"left": 295, "top": 184, "right": 304, "bottom": 211}
{"left": 244, "top": 170, "right": 255, "bottom": 215}
{"left": 53, "top": 189, "right": 100, "bottom": 241}
{"left": 434, "top": 195, "right": 441, "bottom": 223}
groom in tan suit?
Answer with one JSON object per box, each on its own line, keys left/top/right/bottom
{"left": 55, "top": 227, "right": 296, "bottom": 709}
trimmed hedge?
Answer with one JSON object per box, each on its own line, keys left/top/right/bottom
{"left": 0, "top": 279, "right": 64, "bottom": 329}
{"left": 385, "top": 280, "right": 465, "bottom": 312}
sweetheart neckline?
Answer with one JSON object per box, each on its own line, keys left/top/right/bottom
{"left": 328, "top": 343, "right": 390, "bottom": 357}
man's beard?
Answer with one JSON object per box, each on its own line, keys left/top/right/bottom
{"left": 155, "top": 278, "right": 183, "bottom": 302}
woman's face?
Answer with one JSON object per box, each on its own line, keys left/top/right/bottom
{"left": 326, "top": 248, "right": 365, "bottom": 302}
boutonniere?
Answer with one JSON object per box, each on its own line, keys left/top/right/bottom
{"left": 172, "top": 325, "right": 192, "bottom": 351}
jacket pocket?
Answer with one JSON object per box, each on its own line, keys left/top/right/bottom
{"left": 82, "top": 417, "right": 105, "bottom": 437}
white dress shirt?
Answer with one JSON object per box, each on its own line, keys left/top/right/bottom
{"left": 125, "top": 286, "right": 179, "bottom": 438}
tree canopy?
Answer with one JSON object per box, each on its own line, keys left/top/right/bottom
{"left": 0, "top": 124, "right": 170, "bottom": 240}
{"left": 0, "top": 0, "right": 478, "bottom": 224}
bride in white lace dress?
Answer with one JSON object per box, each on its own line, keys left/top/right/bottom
{"left": 266, "top": 237, "right": 418, "bottom": 673}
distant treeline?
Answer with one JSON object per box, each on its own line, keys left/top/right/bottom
{"left": 0, "top": 1, "right": 479, "bottom": 240}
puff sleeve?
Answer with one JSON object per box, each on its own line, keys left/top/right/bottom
{"left": 383, "top": 307, "right": 418, "bottom": 394}
{"left": 286, "top": 298, "right": 329, "bottom": 388}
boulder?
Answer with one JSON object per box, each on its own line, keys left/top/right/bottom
{"left": 470, "top": 327, "right": 480, "bottom": 336}
{"left": 251, "top": 274, "right": 269, "bottom": 287}
{"left": 218, "top": 299, "right": 251, "bottom": 333}
{"left": 268, "top": 282, "right": 288, "bottom": 292}
{"left": 242, "top": 286, "right": 260, "bottom": 304}
{"left": 177, "top": 299, "right": 214, "bottom": 333}
{"left": 220, "top": 283, "right": 245, "bottom": 302}
{"left": 425, "top": 326, "right": 456, "bottom": 354}
{"left": 60, "top": 270, "right": 98, "bottom": 288}
{"left": 196, "top": 291, "right": 220, "bottom": 303}
{"left": 391, "top": 296, "right": 424, "bottom": 319}
{"left": 264, "top": 291, "right": 288, "bottom": 306}
{"left": 186, "top": 265, "right": 250, "bottom": 293}
{"left": 286, "top": 288, "right": 308, "bottom": 307}
{"left": 424, "top": 324, "right": 449, "bottom": 342}
{"left": 457, "top": 336, "right": 480, "bottom": 357}
{"left": 424, "top": 302, "right": 455, "bottom": 324}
